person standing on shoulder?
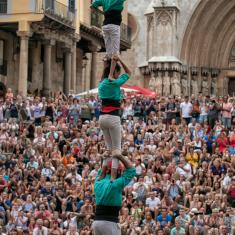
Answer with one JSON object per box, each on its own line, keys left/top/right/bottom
{"left": 98, "top": 56, "right": 131, "bottom": 181}
{"left": 91, "top": 0, "right": 126, "bottom": 80}
{"left": 92, "top": 154, "right": 136, "bottom": 235}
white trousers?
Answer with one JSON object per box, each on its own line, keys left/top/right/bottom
{"left": 92, "top": 221, "right": 121, "bottom": 235}
{"left": 102, "top": 24, "right": 120, "bottom": 58}
{"left": 99, "top": 114, "right": 121, "bottom": 169}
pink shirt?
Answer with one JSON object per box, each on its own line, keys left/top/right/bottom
{"left": 222, "top": 102, "right": 232, "bottom": 118}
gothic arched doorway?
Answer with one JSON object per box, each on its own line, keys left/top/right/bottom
{"left": 180, "top": 0, "right": 235, "bottom": 95}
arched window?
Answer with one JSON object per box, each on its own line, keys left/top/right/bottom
{"left": 0, "top": 0, "right": 7, "bottom": 14}
{"left": 69, "top": 0, "right": 75, "bottom": 13}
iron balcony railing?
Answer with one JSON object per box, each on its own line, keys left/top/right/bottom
{"left": 0, "top": 0, "right": 7, "bottom": 14}
{"left": 121, "top": 23, "right": 132, "bottom": 44}
{"left": 90, "top": 8, "right": 132, "bottom": 44}
{"left": 90, "top": 8, "right": 104, "bottom": 29}
{"left": 0, "top": 60, "right": 7, "bottom": 76}
{"left": 36, "top": 0, "right": 76, "bottom": 27}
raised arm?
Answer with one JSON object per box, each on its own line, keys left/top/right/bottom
{"left": 118, "top": 56, "right": 132, "bottom": 77}
{"left": 111, "top": 155, "right": 136, "bottom": 189}
{"left": 116, "top": 154, "right": 133, "bottom": 169}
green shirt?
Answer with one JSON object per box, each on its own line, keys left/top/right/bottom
{"left": 92, "top": 0, "right": 126, "bottom": 12}
{"left": 94, "top": 167, "right": 136, "bottom": 207}
{"left": 98, "top": 73, "right": 129, "bottom": 101}
{"left": 170, "top": 227, "right": 185, "bottom": 235}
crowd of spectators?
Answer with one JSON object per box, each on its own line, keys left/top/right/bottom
{"left": 0, "top": 88, "right": 235, "bottom": 234}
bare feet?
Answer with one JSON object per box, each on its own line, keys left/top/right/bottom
{"left": 110, "top": 168, "right": 118, "bottom": 182}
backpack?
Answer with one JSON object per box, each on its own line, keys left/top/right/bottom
{"left": 10, "top": 104, "right": 18, "bottom": 118}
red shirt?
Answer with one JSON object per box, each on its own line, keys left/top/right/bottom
{"left": 217, "top": 137, "right": 228, "bottom": 153}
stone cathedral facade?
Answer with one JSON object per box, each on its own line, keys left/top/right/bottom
{"left": 124, "top": 0, "right": 235, "bottom": 97}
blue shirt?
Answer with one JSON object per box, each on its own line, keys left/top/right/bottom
{"left": 157, "top": 214, "right": 172, "bottom": 228}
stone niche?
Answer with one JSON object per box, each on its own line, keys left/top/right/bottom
{"left": 147, "top": 59, "right": 182, "bottom": 96}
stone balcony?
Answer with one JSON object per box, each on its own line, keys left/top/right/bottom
{"left": 36, "top": 0, "right": 76, "bottom": 28}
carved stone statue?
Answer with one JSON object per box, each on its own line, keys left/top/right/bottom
{"left": 191, "top": 76, "right": 199, "bottom": 96}
{"left": 211, "top": 77, "right": 217, "bottom": 95}
{"left": 163, "top": 73, "right": 170, "bottom": 96}
{"left": 155, "top": 73, "right": 163, "bottom": 95}
{"left": 171, "top": 72, "right": 181, "bottom": 96}
{"left": 149, "top": 74, "right": 156, "bottom": 91}
{"left": 223, "top": 77, "right": 229, "bottom": 95}
{"left": 181, "top": 77, "right": 188, "bottom": 96}
{"left": 201, "top": 77, "right": 209, "bottom": 95}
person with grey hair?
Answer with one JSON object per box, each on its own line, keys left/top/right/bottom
{"left": 32, "top": 219, "right": 48, "bottom": 235}
{"left": 170, "top": 218, "right": 186, "bottom": 235}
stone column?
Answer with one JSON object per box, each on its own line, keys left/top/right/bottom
{"left": 208, "top": 72, "right": 212, "bottom": 95}
{"left": 17, "top": 31, "right": 32, "bottom": 97}
{"left": 188, "top": 67, "right": 192, "bottom": 96}
{"left": 71, "top": 41, "right": 77, "bottom": 94}
{"left": 76, "top": 48, "right": 84, "bottom": 93}
{"left": 81, "top": 54, "right": 88, "bottom": 92}
{"left": 43, "top": 40, "right": 54, "bottom": 97}
{"left": 89, "top": 45, "right": 100, "bottom": 89}
{"left": 198, "top": 68, "right": 202, "bottom": 93}
{"left": 64, "top": 49, "right": 72, "bottom": 96}
{"left": 90, "top": 51, "right": 97, "bottom": 89}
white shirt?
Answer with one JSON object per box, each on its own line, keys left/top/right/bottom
{"left": 89, "top": 169, "right": 98, "bottom": 178}
{"left": 33, "top": 136, "right": 46, "bottom": 146}
{"left": 136, "top": 165, "right": 143, "bottom": 176}
{"left": 133, "top": 182, "right": 148, "bottom": 191}
{"left": 223, "top": 175, "right": 231, "bottom": 186}
{"left": 176, "top": 163, "right": 192, "bottom": 179}
{"left": 147, "top": 144, "right": 157, "bottom": 152}
{"left": 26, "top": 161, "right": 39, "bottom": 169}
{"left": 63, "top": 217, "right": 77, "bottom": 229}
{"left": 41, "top": 168, "right": 54, "bottom": 178}
{"left": 146, "top": 197, "right": 161, "bottom": 209}
{"left": 122, "top": 105, "right": 134, "bottom": 119}
{"left": 33, "top": 226, "right": 48, "bottom": 235}
{"left": 33, "top": 104, "right": 43, "bottom": 118}
{"left": 65, "top": 173, "right": 82, "bottom": 182}
{"left": 180, "top": 102, "right": 192, "bottom": 118}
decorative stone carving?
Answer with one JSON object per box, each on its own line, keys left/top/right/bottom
{"left": 171, "top": 72, "right": 181, "bottom": 96}
{"left": 201, "top": 77, "right": 209, "bottom": 95}
{"left": 147, "top": 15, "right": 154, "bottom": 30}
{"left": 163, "top": 72, "right": 170, "bottom": 96}
{"left": 156, "top": 11, "right": 172, "bottom": 26}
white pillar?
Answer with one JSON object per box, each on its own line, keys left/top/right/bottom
{"left": 64, "top": 49, "right": 72, "bottom": 95}
{"left": 71, "top": 41, "right": 77, "bottom": 93}
{"left": 17, "top": 31, "right": 32, "bottom": 97}
{"left": 43, "top": 40, "right": 54, "bottom": 97}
